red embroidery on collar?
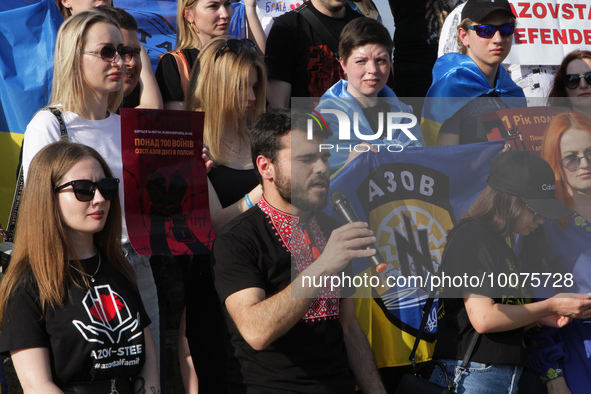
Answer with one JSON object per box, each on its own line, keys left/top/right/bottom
{"left": 258, "top": 196, "right": 340, "bottom": 321}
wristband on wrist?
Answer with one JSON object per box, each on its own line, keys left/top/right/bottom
{"left": 244, "top": 193, "right": 254, "bottom": 208}
{"left": 240, "top": 1, "right": 256, "bottom": 8}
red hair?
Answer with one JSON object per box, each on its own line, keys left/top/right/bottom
{"left": 541, "top": 112, "right": 591, "bottom": 225}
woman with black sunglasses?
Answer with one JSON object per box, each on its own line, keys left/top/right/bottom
{"left": 0, "top": 141, "right": 159, "bottom": 393}
{"left": 421, "top": 0, "right": 525, "bottom": 146}
{"left": 21, "top": 9, "right": 162, "bottom": 376}
{"left": 548, "top": 50, "right": 591, "bottom": 115}
{"left": 524, "top": 112, "right": 591, "bottom": 394}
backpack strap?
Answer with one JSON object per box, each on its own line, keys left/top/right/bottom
{"left": 296, "top": 3, "right": 340, "bottom": 59}
{"left": 169, "top": 50, "right": 191, "bottom": 99}
{"left": 6, "top": 108, "right": 68, "bottom": 242}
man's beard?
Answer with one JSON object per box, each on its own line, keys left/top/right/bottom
{"left": 275, "top": 170, "right": 328, "bottom": 213}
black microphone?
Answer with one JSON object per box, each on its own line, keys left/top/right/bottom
{"left": 330, "top": 191, "right": 387, "bottom": 273}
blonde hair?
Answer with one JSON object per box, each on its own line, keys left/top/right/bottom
{"left": 0, "top": 141, "right": 135, "bottom": 324}
{"left": 185, "top": 37, "right": 266, "bottom": 165}
{"left": 175, "top": 0, "right": 201, "bottom": 50}
{"left": 51, "top": 10, "right": 124, "bottom": 115}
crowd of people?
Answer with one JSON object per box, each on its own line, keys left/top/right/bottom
{"left": 1, "top": 0, "right": 591, "bottom": 392}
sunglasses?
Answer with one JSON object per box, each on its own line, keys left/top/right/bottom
{"left": 466, "top": 23, "right": 515, "bottom": 38}
{"left": 55, "top": 178, "right": 120, "bottom": 202}
{"left": 560, "top": 149, "right": 591, "bottom": 172}
{"left": 525, "top": 204, "right": 544, "bottom": 222}
{"left": 82, "top": 45, "right": 134, "bottom": 63}
{"left": 563, "top": 71, "right": 591, "bottom": 89}
{"left": 215, "top": 39, "right": 257, "bottom": 61}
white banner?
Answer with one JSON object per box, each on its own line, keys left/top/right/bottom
{"left": 505, "top": 0, "right": 591, "bottom": 65}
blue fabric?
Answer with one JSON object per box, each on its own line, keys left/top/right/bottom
{"left": 430, "top": 359, "right": 522, "bottom": 394}
{"left": 0, "top": 0, "right": 178, "bottom": 136}
{"left": 526, "top": 213, "right": 591, "bottom": 393}
{"left": 0, "top": 0, "right": 177, "bottom": 226}
{"left": 316, "top": 79, "right": 424, "bottom": 174}
{"left": 420, "top": 53, "right": 525, "bottom": 145}
{"left": 323, "top": 140, "right": 504, "bottom": 337}
{"left": 0, "top": 0, "right": 61, "bottom": 135}
{"left": 423, "top": 53, "right": 525, "bottom": 124}
{"left": 229, "top": 2, "right": 246, "bottom": 39}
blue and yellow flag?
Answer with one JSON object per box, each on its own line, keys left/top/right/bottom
{"left": 0, "top": 0, "right": 179, "bottom": 227}
{"left": 325, "top": 140, "right": 503, "bottom": 368}
{"left": 421, "top": 53, "right": 525, "bottom": 146}
{"left": 0, "top": 0, "right": 61, "bottom": 227}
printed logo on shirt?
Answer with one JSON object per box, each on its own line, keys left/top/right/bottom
{"left": 73, "top": 284, "right": 142, "bottom": 345}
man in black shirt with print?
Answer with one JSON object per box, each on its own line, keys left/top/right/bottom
{"left": 265, "top": 0, "right": 361, "bottom": 108}
{"left": 213, "top": 110, "right": 386, "bottom": 393}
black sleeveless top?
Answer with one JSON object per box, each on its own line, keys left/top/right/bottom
{"left": 208, "top": 165, "right": 258, "bottom": 208}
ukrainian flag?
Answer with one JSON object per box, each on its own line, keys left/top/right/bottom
{"left": 0, "top": 0, "right": 61, "bottom": 230}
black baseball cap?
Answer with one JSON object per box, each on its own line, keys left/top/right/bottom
{"left": 487, "top": 150, "right": 572, "bottom": 219}
{"left": 462, "top": 0, "right": 517, "bottom": 22}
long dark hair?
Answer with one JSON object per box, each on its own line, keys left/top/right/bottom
{"left": 462, "top": 186, "right": 527, "bottom": 238}
{"left": 0, "top": 141, "right": 135, "bottom": 324}
{"left": 548, "top": 50, "right": 591, "bottom": 104}
{"left": 453, "top": 185, "right": 547, "bottom": 273}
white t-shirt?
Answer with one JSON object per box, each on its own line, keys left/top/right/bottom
{"left": 23, "top": 108, "right": 130, "bottom": 243}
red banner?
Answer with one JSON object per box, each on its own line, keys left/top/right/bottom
{"left": 483, "top": 106, "right": 568, "bottom": 155}
{"left": 121, "top": 108, "right": 213, "bottom": 255}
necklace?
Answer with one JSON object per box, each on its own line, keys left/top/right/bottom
{"left": 222, "top": 139, "right": 242, "bottom": 159}
{"left": 70, "top": 254, "right": 101, "bottom": 283}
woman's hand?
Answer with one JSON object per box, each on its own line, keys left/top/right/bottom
{"left": 202, "top": 144, "right": 213, "bottom": 173}
{"left": 537, "top": 314, "right": 573, "bottom": 328}
{"left": 549, "top": 293, "right": 591, "bottom": 319}
{"left": 546, "top": 377, "right": 571, "bottom": 394}
{"left": 343, "top": 142, "right": 377, "bottom": 168}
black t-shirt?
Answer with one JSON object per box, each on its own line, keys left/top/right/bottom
{"left": 361, "top": 100, "right": 391, "bottom": 138}
{"left": 0, "top": 253, "right": 150, "bottom": 386}
{"left": 208, "top": 165, "right": 258, "bottom": 208}
{"left": 389, "top": 0, "right": 459, "bottom": 65}
{"left": 213, "top": 207, "right": 355, "bottom": 393}
{"left": 155, "top": 48, "right": 200, "bottom": 103}
{"left": 434, "top": 221, "right": 529, "bottom": 366}
{"left": 120, "top": 83, "right": 141, "bottom": 110}
{"left": 265, "top": 3, "right": 360, "bottom": 99}
{"left": 440, "top": 95, "right": 510, "bottom": 144}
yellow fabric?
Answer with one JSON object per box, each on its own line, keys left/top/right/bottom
{"left": 0, "top": 132, "right": 23, "bottom": 227}
{"left": 419, "top": 117, "right": 442, "bottom": 147}
{"left": 354, "top": 289, "right": 435, "bottom": 368}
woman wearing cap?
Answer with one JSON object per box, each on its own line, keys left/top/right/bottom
{"left": 421, "top": 0, "right": 525, "bottom": 146}
{"left": 429, "top": 150, "right": 591, "bottom": 393}
{"left": 548, "top": 50, "right": 591, "bottom": 115}
{"left": 524, "top": 112, "right": 591, "bottom": 394}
